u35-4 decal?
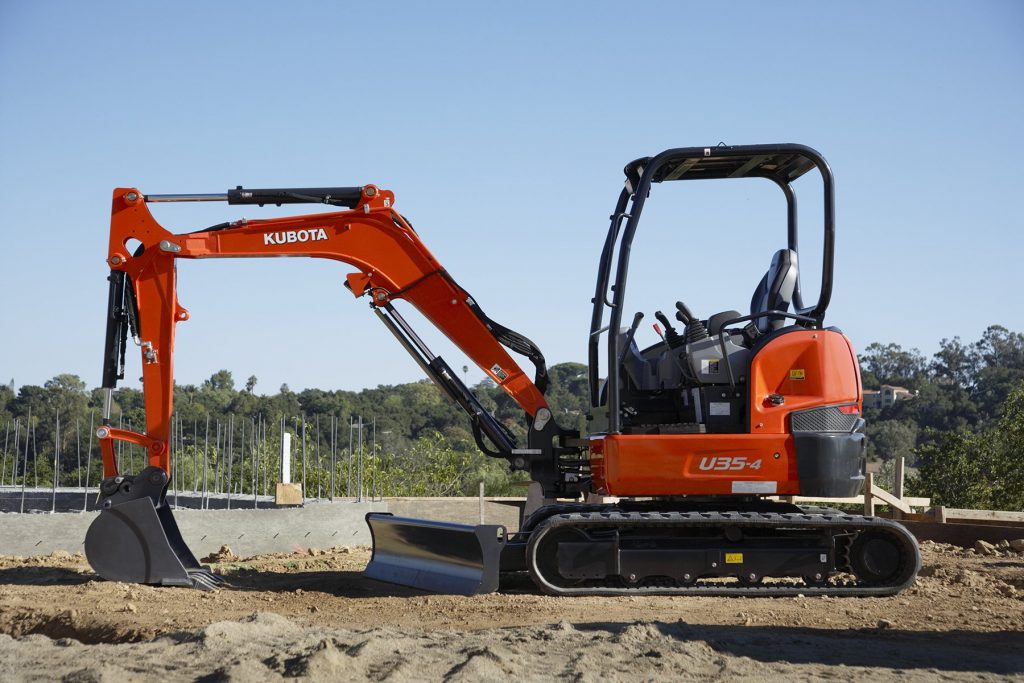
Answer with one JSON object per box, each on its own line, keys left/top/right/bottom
{"left": 698, "top": 456, "right": 763, "bottom": 471}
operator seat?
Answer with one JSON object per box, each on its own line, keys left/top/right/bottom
{"left": 750, "top": 248, "right": 798, "bottom": 333}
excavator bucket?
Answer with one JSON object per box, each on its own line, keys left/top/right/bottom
{"left": 84, "top": 467, "right": 224, "bottom": 590}
{"left": 364, "top": 513, "right": 506, "bottom": 595}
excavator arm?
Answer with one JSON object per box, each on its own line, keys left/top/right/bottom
{"left": 99, "top": 185, "right": 569, "bottom": 474}
{"left": 88, "top": 184, "right": 582, "bottom": 590}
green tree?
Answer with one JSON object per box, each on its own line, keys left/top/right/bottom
{"left": 968, "top": 326, "right": 1024, "bottom": 419}
{"left": 912, "top": 381, "right": 1024, "bottom": 510}
{"left": 984, "top": 381, "right": 1024, "bottom": 509}
{"left": 885, "top": 381, "right": 977, "bottom": 433}
{"left": 866, "top": 419, "right": 918, "bottom": 463}
{"left": 859, "top": 342, "right": 927, "bottom": 390}
{"left": 912, "top": 430, "right": 990, "bottom": 508}
{"left": 931, "top": 336, "right": 974, "bottom": 387}
{"left": 194, "top": 370, "right": 236, "bottom": 417}
{"left": 376, "top": 433, "right": 474, "bottom": 496}
{"left": 0, "top": 381, "right": 14, "bottom": 424}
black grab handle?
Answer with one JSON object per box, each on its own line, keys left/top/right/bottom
{"left": 227, "top": 186, "right": 365, "bottom": 208}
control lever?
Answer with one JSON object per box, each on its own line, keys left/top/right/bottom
{"left": 675, "top": 301, "right": 708, "bottom": 343}
{"left": 675, "top": 301, "right": 696, "bottom": 324}
{"left": 618, "top": 312, "right": 644, "bottom": 364}
{"left": 655, "top": 310, "right": 683, "bottom": 347}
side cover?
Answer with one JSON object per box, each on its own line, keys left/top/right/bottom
{"left": 590, "top": 329, "right": 863, "bottom": 497}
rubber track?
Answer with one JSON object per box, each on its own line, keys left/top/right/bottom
{"left": 527, "top": 510, "right": 921, "bottom": 597}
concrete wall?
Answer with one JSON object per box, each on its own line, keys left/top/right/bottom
{"left": 0, "top": 497, "right": 523, "bottom": 558}
{"left": 384, "top": 497, "right": 523, "bottom": 531}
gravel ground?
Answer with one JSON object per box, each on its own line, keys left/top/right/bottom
{"left": 0, "top": 541, "right": 1022, "bottom": 681}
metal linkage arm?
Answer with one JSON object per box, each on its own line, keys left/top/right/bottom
{"left": 374, "top": 303, "right": 518, "bottom": 458}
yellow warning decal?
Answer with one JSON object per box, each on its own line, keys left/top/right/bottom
{"left": 725, "top": 552, "right": 743, "bottom": 564}
{"left": 789, "top": 369, "right": 806, "bottom": 380}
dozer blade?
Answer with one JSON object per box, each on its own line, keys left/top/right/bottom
{"left": 364, "top": 513, "right": 506, "bottom": 595}
{"left": 84, "top": 467, "right": 225, "bottom": 590}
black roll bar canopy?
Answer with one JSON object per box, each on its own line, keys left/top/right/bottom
{"left": 588, "top": 143, "right": 837, "bottom": 432}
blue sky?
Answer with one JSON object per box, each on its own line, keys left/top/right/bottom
{"left": 1, "top": 1, "right": 1021, "bottom": 393}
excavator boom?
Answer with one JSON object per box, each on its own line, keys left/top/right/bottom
{"left": 89, "top": 184, "right": 580, "bottom": 588}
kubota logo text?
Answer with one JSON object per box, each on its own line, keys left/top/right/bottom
{"left": 263, "top": 228, "right": 329, "bottom": 246}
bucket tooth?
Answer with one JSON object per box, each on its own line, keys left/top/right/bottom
{"left": 365, "top": 513, "right": 506, "bottom": 595}
{"left": 186, "top": 568, "right": 228, "bottom": 590}
{"left": 84, "top": 466, "right": 222, "bottom": 590}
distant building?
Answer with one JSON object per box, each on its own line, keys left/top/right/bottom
{"left": 863, "top": 385, "right": 914, "bottom": 410}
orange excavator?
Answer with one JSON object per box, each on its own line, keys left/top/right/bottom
{"left": 88, "top": 144, "right": 920, "bottom": 596}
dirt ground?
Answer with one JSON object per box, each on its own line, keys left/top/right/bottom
{"left": 0, "top": 541, "right": 1022, "bottom": 681}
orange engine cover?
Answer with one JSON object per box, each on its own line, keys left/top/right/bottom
{"left": 590, "top": 329, "right": 862, "bottom": 497}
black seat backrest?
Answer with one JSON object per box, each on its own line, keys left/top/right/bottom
{"left": 707, "top": 310, "right": 742, "bottom": 337}
{"left": 750, "top": 249, "right": 798, "bottom": 333}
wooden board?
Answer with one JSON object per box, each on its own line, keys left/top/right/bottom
{"left": 938, "top": 508, "right": 1024, "bottom": 523}
{"left": 899, "top": 520, "right": 1024, "bottom": 547}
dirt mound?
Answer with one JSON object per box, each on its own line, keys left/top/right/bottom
{"left": 201, "top": 544, "right": 237, "bottom": 563}
{"left": 1, "top": 614, "right": 1022, "bottom": 682}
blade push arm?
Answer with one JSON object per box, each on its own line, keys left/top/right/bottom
{"left": 100, "top": 185, "right": 561, "bottom": 481}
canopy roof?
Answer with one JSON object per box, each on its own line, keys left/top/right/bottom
{"left": 624, "top": 144, "right": 823, "bottom": 189}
